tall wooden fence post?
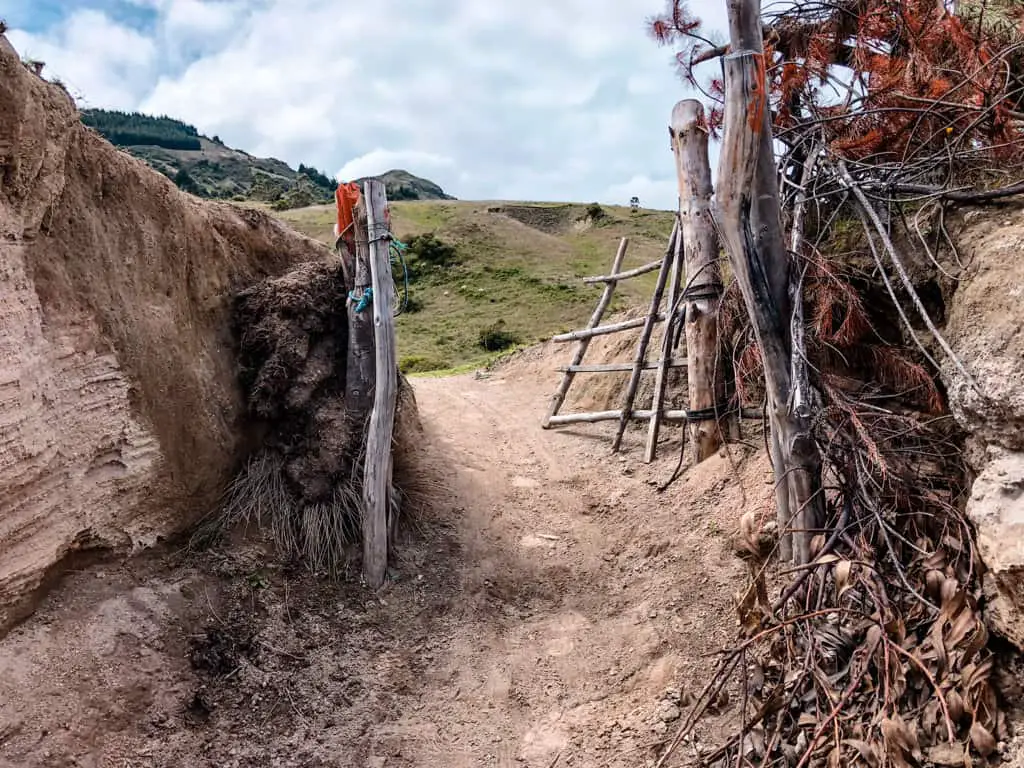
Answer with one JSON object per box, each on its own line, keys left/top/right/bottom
{"left": 361, "top": 179, "right": 397, "bottom": 588}
{"left": 671, "top": 99, "right": 727, "bottom": 463}
{"left": 346, "top": 196, "right": 375, "bottom": 431}
{"left": 716, "top": 0, "right": 823, "bottom": 564}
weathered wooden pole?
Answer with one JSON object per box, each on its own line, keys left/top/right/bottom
{"left": 543, "top": 237, "right": 630, "bottom": 428}
{"left": 671, "top": 99, "right": 727, "bottom": 463}
{"left": 643, "top": 229, "right": 682, "bottom": 463}
{"left": 611, "top": 223, "right": 678, "bottom": 453}
{"left": 346, "top": 196, "right": 375, "bottom": 432}
{"left": 716, "top": 0, "right": 823, "bottom": 564}
{"left": 361, "top": 179, "right": 397, "bottom": 589}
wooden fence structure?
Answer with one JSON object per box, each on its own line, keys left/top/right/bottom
{"left": 542, "top": 98, "right": 760, "bottom": 464}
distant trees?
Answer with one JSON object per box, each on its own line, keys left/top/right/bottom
{"left": 172, "top": 167, "right": 201, "bottom": 195}
{"left": 270, "top": 174, "right": 321, "bottom": 211}
{"left": 249, "top": 170, "right": 291, "bottom": 202}
{"left": 297, "top": 163, "right": 336, "bottom": 192}
{"left": 81, "top": 109, "right": 202, "bottom": 151}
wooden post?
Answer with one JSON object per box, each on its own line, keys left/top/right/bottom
{"left": 643, "top": 228, "right": 683, "bottom": 463}
{"left": 672, "top": 99, "right": 727, "bottom": 463}
{"left": 361, "top": 179, "right": 397, "bottom": 589}
{"left": 716, "top": 0, "right": 823, "bottom": 564}
{"left": 611, "top": 223, "right": 678, "bottom": 453}
{"left": 346, "top": 198, "right": 375, "bottom": 433}
{"left": 543, "top": 237, "right": 629, "bottom": 428}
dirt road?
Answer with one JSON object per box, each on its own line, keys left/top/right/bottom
{"left": 0, "top": 351, "right": 769, "bottom": 767}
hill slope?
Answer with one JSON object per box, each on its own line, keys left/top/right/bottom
{"left": 79, "top": 109, "right": 452, "bottom": 205}
{"left": 273, "top": 200, "right": 676, "bottom": 372}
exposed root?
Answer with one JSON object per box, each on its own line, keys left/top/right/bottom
{"left": 662, "top": 236, "right": 1008, "bottom": 766}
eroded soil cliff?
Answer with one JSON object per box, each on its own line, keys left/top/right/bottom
{"left": 0, "top": 36, "right": 331, "bottom": 632}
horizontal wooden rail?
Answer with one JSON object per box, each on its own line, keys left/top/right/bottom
{"left": 556, "top": 360, "right": 686, "bottom": 373}
{"left": 547, "top": 409, "right": 675, "bottom": 425}
{"left": 546, "top": 407, "right": 765, "bottom": 427}
{"left": 583, "top": 259, "right": 664, "bottom": 285}
{"left": 552, "top": 314, "right": 665, "bottom": 343}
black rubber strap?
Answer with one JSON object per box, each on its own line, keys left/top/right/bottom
{"left": 685, "top": 401, "right": 736, "bottom": 421}
{"left": 681, "top": 283, "right": 724, "bottom": 302}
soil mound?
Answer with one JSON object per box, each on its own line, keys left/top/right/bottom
{"left": 212, "top": 260, "right": 426, "bottom": 572}
{"left": 0, "top": 35, "right": 332, "bottom": 633}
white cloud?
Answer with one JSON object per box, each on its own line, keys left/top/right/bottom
{"left": 7, "top": 10, "right": 157, "bottom": 109}
{"left": 163, "top": 0, "right": 245, "bottom": 36}
{"left": 7, "top": 0, "right": 732, "bottom": 209}
{"left": 337, "top": 150, "right": 456, "bottom": 183}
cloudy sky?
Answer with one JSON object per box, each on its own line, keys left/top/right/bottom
{"left": 6, "top": 0, "right": 728, "bottom": 209}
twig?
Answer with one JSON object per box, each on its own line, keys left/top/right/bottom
{"left": 885, "top": 638, "right": 957, "bottom": 744}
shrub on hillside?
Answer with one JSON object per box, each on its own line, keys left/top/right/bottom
{"left": 270, "top": 175, "right": 324, "bottom": 211}
{"left": 401, "top": 294, "right": 424, "bottom": 313}
{"left": 478, "top": 320, "right": 521, "bottom": 352}
{"left": 404, "top": 233, "right": 458, "bottom": 280}
{"left": 399, "top": 354, "right": 449, "bottom": 374}
{"left": 249, "top": 169, "right": 292, "bottom": 203}
{"left": 173, "top": 168, "right": 201, "bottom": 195}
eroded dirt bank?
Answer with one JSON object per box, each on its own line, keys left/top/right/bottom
{"left": 0, "top": 35, "right": 331, "bottom": 632}
{"left": 0, "top": 352, "right": 769, "bottom": 768}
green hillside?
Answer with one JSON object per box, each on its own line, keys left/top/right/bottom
{"left": 272, "top": 200, "right": 676, "bottom": 373}
{"left": 79, "top": 109, "right": 451, "bottom": 208}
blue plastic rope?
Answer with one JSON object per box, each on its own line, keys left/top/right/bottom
{"left": 348, "top": 287, "right": 373, "bottom": 313}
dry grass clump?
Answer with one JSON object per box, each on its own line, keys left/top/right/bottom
{"left": 191, "top": 261, "right": 444, "bottom": 575}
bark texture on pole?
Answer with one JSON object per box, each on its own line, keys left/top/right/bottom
{"left": 716, "top": 0, "right": 823, "bottom": 564}
{"left": 361, "top": 180, "right": 397, "bottom": 589}
{"left": 346, "top": 196, "right": 375, "bottom": 432}
{"left": 671, "top": 99, "right": 726, "bottom": 463}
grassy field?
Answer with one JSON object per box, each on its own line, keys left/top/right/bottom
{"left": 273, "top": 200, "right": 676, "bottom": 372}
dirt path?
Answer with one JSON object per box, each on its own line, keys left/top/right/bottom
{"left": 0, "top": 353, "right": 771, "bottom": 768}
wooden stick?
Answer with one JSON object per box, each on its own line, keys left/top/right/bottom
{"left": 556, "top": 360, "right": 686, "bottom": 373}
{"left": 673, "top": 99, "right": 727, "bottom": 464}
{"left": 547, "top": 406, "right": 763, "bottom": 427}
{"left": 644, "top": 222, "right": 684, "bottom": 463}
{"left": 550, "top": 313, "right": 665, "bottom": 343}
{"left": 611, "top": 223, "right": 678, "bottom": 453}
{"left": 361, "top": 179, "right": 396, "bottom": 590}
{"left": 582, "top": 258, "right": 663, "bottom": 284}
{"left": 548, "top": 409, "right": 682, "bottom": 425}
{"left": 543, "top": 237, "right": 629, "bottom": 428}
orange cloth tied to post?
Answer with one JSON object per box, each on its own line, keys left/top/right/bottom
{"left": 335, "top": 181, "right": 361, "bottom": 241}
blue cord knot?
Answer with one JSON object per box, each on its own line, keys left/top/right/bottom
{"left": 348, "top": 287, "right": 373, "bottom": 313}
